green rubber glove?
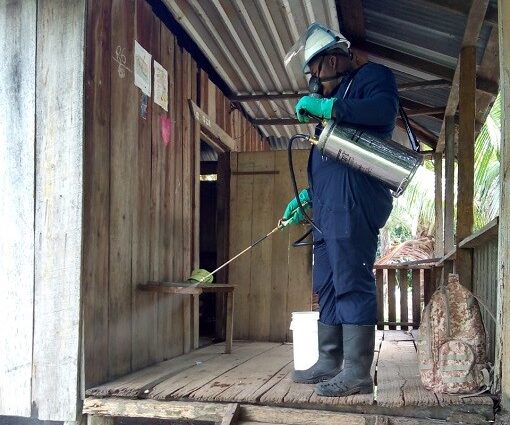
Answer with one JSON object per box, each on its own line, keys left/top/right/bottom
{"left": 295, "top": 96, "right": 336, "bottom": 123}
{"left": 282, "top": 188, "right": 312, "bottom": 226}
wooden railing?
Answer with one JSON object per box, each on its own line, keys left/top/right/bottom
{"left": 374, "top": 261, "right": 440, "bottom": 330}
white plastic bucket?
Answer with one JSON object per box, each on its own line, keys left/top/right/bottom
{"left": 290, "top": 311, "right": 320, "bottom": 370}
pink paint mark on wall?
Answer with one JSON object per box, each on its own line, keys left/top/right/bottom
{"left": 160, "top": 115, "right": 172, "bottom": 146}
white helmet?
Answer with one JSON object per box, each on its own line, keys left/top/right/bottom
{"left": 284, "top": 22, "right": 351, "bottom": 73}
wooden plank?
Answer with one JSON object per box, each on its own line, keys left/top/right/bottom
{"left": 182, "top": 50, "right": 192, "bottom": 273}
{"left": 411, "top": 269, "right": 421, "bottom": 327}
{"left": 150, "top": 14, "right": 168, "bottom": 363}
{"left": 33, "top": 0, "right": 85, "bottom": 421}
{"left": 459, "top": 217, "right": 499, "bottom": 248}
{"left": 382, "top": 330, "right": 414, "bottom": 342}
{"left": 216, "top": 152, "right": 230, "bottom": 338}
{"left": 84, "top": 398, "right": 231, "bottom": 423}
{"left": 246, "top": 362, "right": 294, "bottom": 403}
{"left": 0, "top": 0, "right": 36, "bottom": 416}
{"left": 173, "top": 40, "right": 185, "bottom": 355}
{"left": 190, "top": 100, "right": 238, "bottom": 151}
{"left": 270, "top": 152, "right": 292, "bottom": 341}
{"left": 158, "top": 21, "right": 179, "bottom": 361}
{"left": 387, "top": 269, "right": 396, "bottom": 330}
{"left": 221, "top": 403, "right": 240, "bottom": 425}
{"left": 230, "top": 154, "right": 254, "bottom": 339}
{"left": 249, "top": 152, "right": 275, "bottom": 340}
{"left": 241, "top": 405, "right": 366, "bottom": 425}
{"left": 423, "top": 268, "right": 434, "bottom": 305}
{"left": 182, "top": 50, "right": 193, "bottom": 353}
{"left": 148, "top": 342, "right": 280, "bottom": 400}
{"left": 183, "top": 294, "right": 192, "bottom": 354}
{"left": 191, "top": 59, "right": 200, "bottom": 271}
{"left": 108, "top": 0, "right": 136, "bottom": 380}
{"left": 131, "top": 0, "right": 156, "bottom": 372}
{"left": 226, "top": 290, "right": 234, "bottom": 354}
{"left": 377, "top": 340, "right": 438, "bottom": 408}
{"left": 193, "top": 294, "right": 200, "bottom": 349}
{"left": 399, "top": 270, "right": 409, "bottom": 330}
{"left": 83, "top": 0, "right": 111, "bottom": 389}
{"left": 497, "top": 0, "right": 510, "bottom": 403}
{"left": 376, "top": 269, "right": 384, "bottom": 330}
{"left": 286, "top": 151, "right": 313, "bottom": 341}
{"left": 85, "top": 343, "right": 226, "bottom": 398}
{"left": 193, "top": 344, "right": 292, "bottom": 402}
{"left": 84, "top": 398, "right": 367, "bottom": 424}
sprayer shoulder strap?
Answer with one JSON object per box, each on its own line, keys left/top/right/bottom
{"left": 398, "top": 102, "right": 421, "bottom": 152}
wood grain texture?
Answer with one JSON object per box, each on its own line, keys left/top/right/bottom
{"left": 456, "top": 45, "right": 476, "bottom": 291}
{"left": 228, "top": 151, "right": 311, "bottom": 342}
{"left": 33, "top": 0, "right": 86, "bottom": 420}
{"left": 131, "top": 0, "right": 156, "bottom": 372}
{"left": 0, "top": 0, "right": 36, "bottom": 417}
{"left": 108, "top": 0, "right": 136, "bottom": 379}
{"left": 83, "top": 0, "right": 111, "bottom": 390}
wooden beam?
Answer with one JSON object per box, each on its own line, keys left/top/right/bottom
{"left": 398, "top": 79, "right": 451, "bottom": 91}
{"left": 230, "top": 77, "right": 495, "bottom": 102}
{"left": 189, "top": 100, "right": 238, "bottom": 151}
{"left": 434, "top": 153, "right": 444, "bottom": 257}
{"left": 0, "top": 0, "right": 36, "bottom": 417}
{"left": 456, "top": 45, "right": 476, "bottom": 291}
{"left": 406, "top": 106, "right": 446, "bottom": 117}
{"left": 83, "top": 398, "right": 367, "bottom": 425}
{"left": 422, "top": 0, "right": 497, "bottom": 26}
{"left": 496, "top": 0, "right": 510, "bottom": 406}
{"left": 458, "top": 217, "right": 499, "bottom": 249}
{"left": 436, "top": 0, "right": 491, "bottom": 153}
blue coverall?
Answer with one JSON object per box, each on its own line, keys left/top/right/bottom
{"left": 309, "top": 62, "right": 399, "bottom": 326}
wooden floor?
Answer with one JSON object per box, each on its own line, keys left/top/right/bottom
{"left": 86, "top": 331, "right": 494, "bottom": 423}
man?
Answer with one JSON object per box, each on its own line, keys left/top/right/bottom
{"left": 282, "top": 23, "right": 398, "bottom": 397}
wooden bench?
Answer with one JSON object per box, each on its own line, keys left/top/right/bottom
{"left": 139, "top": 282, "right": 235, "bottom": 354}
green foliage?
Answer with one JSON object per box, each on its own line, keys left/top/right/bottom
{"left": 380, "top": 93, "right": 501, "bottom": 251}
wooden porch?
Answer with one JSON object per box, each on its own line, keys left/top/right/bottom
{"left": 84, "top": 331, "right": 494, "bottom": 424}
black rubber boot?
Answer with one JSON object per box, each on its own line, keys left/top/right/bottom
{"left": 293, "top": 322, "right": 343, "bottom": 384}
{"left": 315, "top": 324, "right": 375, "bottom": 396}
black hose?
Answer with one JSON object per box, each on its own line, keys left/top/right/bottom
{"left": 287, "top": 134, "right": 323, "bottom": 247}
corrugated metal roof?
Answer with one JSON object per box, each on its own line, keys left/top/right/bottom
{"left": 163, "top": 0, "right": 496, "bottom": 152}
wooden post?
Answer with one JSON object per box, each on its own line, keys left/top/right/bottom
{"left": 496, "top": 0, "right": 510, "bottom": 408}
{"left": 456, "top": 45, "right": 476, "bottom": 291}
{"left": 225, "top": 290, "right": 234, "bottom": 354}
{"left": 434, "top": 153, "right": 444, "bottom": 258}
{"left": 0, "top": 0, "right": 36, "bottom": 417}
{"left": 444, "top": 116, "right": 456, "bottom": 254}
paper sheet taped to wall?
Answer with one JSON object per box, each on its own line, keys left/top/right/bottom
{"left": 134, "top": 40, "right": 151, "bottom": 96}
{"left": 154, "top": 60, "right": 168, "bottom": 111}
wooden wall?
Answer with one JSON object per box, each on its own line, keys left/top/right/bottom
{"left": 84, "top": 0, "right": 267, "bottom": 389}
{"left": 1, "top": 0, "right": 86, "bottom": 421}
{"left": 228, "top": 151, "right": 312, "bottom": 342}
{"left": 472, "top": 239, "right": 498, "bottom": 363}
{"left": 198, "top": 69, "right": 268, "bottom": 152}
